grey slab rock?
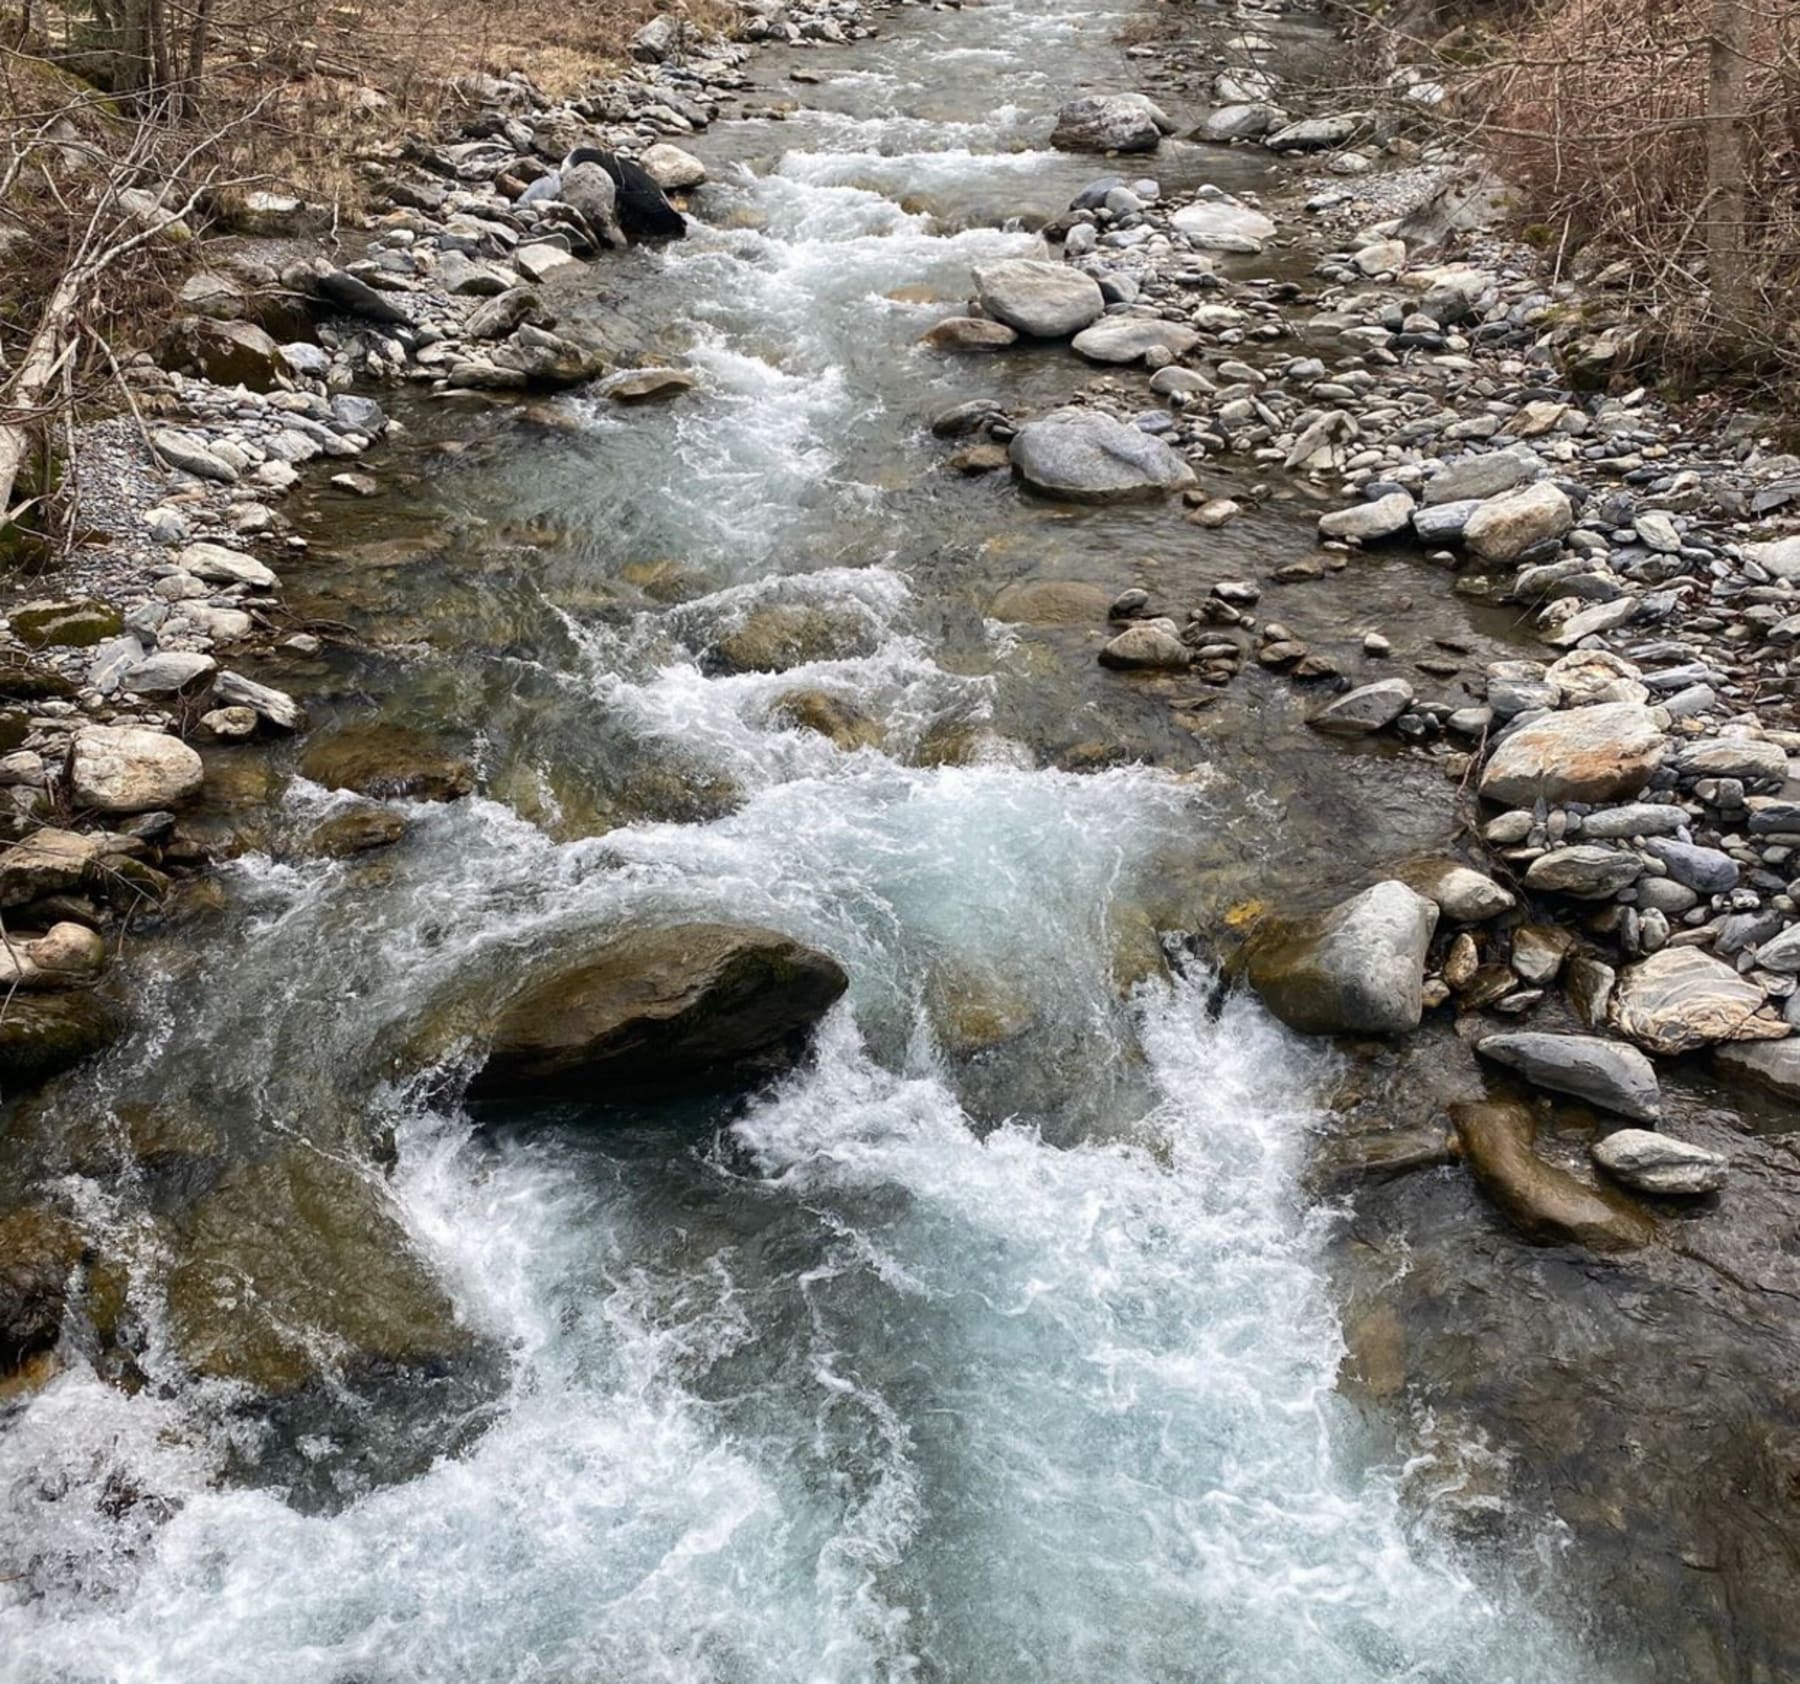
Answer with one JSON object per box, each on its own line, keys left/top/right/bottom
{"left": 973, "top": 261, "right": 1105, "bottom": 338}
{"left": 1640, "top": 837, "right": 1738, "bottom": 895}
{"left": 1478, "top": 1031, "right": 1661, "bottom": 1120}
{"left": 1318, "top": 491, "right": 1415, "bottom": 541}
{"left": 1309, "top": 677, "right": 1414, "bottom": 734}
{"left": 1423, "top": 445, "right": 1541, "bottom": 505}
{"left": 1524, "top": 846, "right": 1643, "bottom": 898}
{"left": 1009, "top": 408, "right": 1196, "bottom": 502}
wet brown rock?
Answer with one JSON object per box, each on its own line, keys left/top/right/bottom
{"left": 1452, "top": 1100, "right": 1655, "bottom": 1252}
{"left": 465, "top": 922, "right": 848, "bottom": 1101}
{"left": 773, "top": 690, "right": 883, "bottom": 751}
{"left": 0, "top": 1206, "right": 84, "bottom": 1373}
{"left": 306, "top": 805, "right": 410, "bottom": 858}
{"left": 0, "top": 992, "right": 128, "bottom": 1090}
{"left": 301, "top": 725, "right": 475, "bottom": 803}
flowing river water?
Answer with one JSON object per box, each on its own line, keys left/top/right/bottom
{"left": 0, "top": 1, "right": 1649, "bottom": 1679}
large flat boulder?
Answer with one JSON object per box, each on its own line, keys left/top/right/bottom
{"left": 972, "top": 260, "right": 1104, "bottom": 338}
{"left": 1170, "top": 193, "right": 1277, "bottom": 253}
{"left": 1479, "top": 702, "right": 1665, "bottom": 806}
{"left": 466, "top": 922, "right": 848, "bottom": 1100}
{"left": 1476, "top": 1031, "right": 1661, "bottom": 1121}
{"left": 1070, "top": 318, "right": 1200, "bottom": 364}
{"left": 1453, "top": 1100, "right": 1654, "bottom": 1252}
{"left": 1009, "top": 408, "right": 1196, "bottom": 503}
{"left": 1462, "top": 481, "right": 1574, "bottom": 562}
{"left": 1244, "top": 880, "right": 1438, "bottom": 1035}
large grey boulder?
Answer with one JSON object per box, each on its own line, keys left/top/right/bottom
{"left": 559, "top": 162, "right": 624, "bottom": 247}
{"left": 1244, "top": 881, "right": 1438, "bottom": 1035}
{"left": 1422, "top": 445, "right": 1541, "bottom": 505}
{"left": 1591, "top": 1129, "right": 1727, "bottom": 1196}
{"left": 1169, "top": 194, "right": 1276, "bottom": 253}
{"left": 1477, "top": 1032, "right": 1661, "bottom": 1121}
{"left": 1050, "top": 95, "right": 1167, "bottom": 153}
{"left": 465, "top": 922, "right": 848, "bottom": 1100}
{"left": 1201, "top": 102, "right": 1285, "bottom": 142}
{"left": 972, "top": 260, "right": 1105, "bottom": 337}
{"left": 1308, "top": 677, "right": 1414, "bottom": 735}
{"left": 1318, "top": 491, "right": 1415, "bottom": 541}
{"left": 1009, "top": 408, "right": 1196, "bottom": 502}
{"left": 1070, "top": 318, "right": 1200, "bottom": 364}
{"left": 1097, "top": 623, "right": 1190, "bottom": 670}
{"left": 1612, "top": 948, "right": 1789, "bottom": 1055}
{"left": 1479, "top": 702, "right": 1664, "bottom": 806}
{"left": 1265, "top": 112, "right": 1370, "bottom": 151}
{"left": 1524, "top": 845, "right": 1643, "bottom": 899}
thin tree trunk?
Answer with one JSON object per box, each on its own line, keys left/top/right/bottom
{"left": 1704, "top": 0, "right": 1753, "bottom": 336}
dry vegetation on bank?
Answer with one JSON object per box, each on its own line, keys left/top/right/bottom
{"left": 1365, "top": 0, "right": 1800, "bottom": 394}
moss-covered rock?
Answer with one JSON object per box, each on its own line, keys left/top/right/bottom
{"left": 0, "top": 1206, "right": 84, "bottom": 1374}
{"left": 0, "top": 991, "right": 127, "bottom": 1090}
{"left": 772, "top": 689, "right": 883, "bottom": 751}
{"left": 11, "top": 599, "right": 124, "bottom": 649}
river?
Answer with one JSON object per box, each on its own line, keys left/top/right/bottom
{"left": 0, "top": 0, "right": 1626, "bottom": 1678}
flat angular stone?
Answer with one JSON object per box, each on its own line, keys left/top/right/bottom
{"left": 1477, "top": 1031, "right": 1661, "bottom": 1120}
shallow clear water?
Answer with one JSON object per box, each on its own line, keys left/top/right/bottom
{"left": 0, "top": 0, "right": 1613, "bottom": 1679}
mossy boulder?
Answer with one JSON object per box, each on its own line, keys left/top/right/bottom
{"left": 165, "top": 1149, "right": 467, "bottom": 1394}
{"left": 11, "top": 599, "right": 124, "bottom": 649}
{"left": 464, "top": 921, "right": 848, "bottom": 1101}
{"left": 704, "top": 605, "right": 875, "bottom": 676}
{"left": 0, "top": 992, "right": 128, "bottom": 1090}
{"left": 306, "top": 804, "right": 410, "bottom": 858}
{"left": 300, "top": 724, "right": 475, "bottom": 803}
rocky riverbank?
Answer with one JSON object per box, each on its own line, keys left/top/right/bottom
{"left": 3, "top": 0, "right": 1799, "bottom": 1675}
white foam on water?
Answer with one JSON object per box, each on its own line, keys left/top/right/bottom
{"left": 0, "top": 973, "right": 1592, "bottom": 1684}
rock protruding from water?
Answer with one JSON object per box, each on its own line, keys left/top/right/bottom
{"left": 972, "top": 260, "right": 1104, "bottom": 338}
{"left": 1476, "top": 1031, "right": 1661, "bottom": 1120}
{"left": 1591, "top": 1129, "right": 1728, "bottom": 1196}
{"left": 166, "top": 1150, "right": 470, "bottom": 1394}
{"left": 301, "top": 725, "right": 475, "bottom": 802}
{"left": 1244, "top": 880, "right": 1438, "bottom": 1034}
{"left": 1452, "top": 1100, "right": 1655, "bottom": 1252}
{"left": 1049, "top": 94, "right": 1167, "bottom": 153}
{"left": 1009, "top": 408, "right": 1196, "bottom": 502}
{"left": 466, "top": 922, "right": 848, "bottom": 1100}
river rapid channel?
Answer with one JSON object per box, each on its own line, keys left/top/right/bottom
{"left": 0, "top": 0, "right": 1663, "bottom": 1679}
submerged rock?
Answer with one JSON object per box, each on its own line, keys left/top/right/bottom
{"left": 1244, "top": 881, "right": 1438, "bottom": 1035}
{"left": 1009, "top": 408, "right": 1196, "bottom": 502}
{"left": 0, "top": 1206, "right": 84, "bottom": 1374}
{"left": 1591, "top": 1129, "right": 1728, "bottom": 1196}
{"left": 986, "top": 579, "right": 1110, "bottom": 625}
{"left": 1453, "top": 1100, "right": 1654, "bottom": 1252}
{"left": 465, "top": 922, "right": 848, "bottom": 1101}
{"left": 166, "top": 1150, "right": 468, "bottom": 1394}
{"left": 300, "top": 725, "right": 475, "bottom": 803}
{"left": 1476, "top": 1032, "right": 1661, "bottom": 1121}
